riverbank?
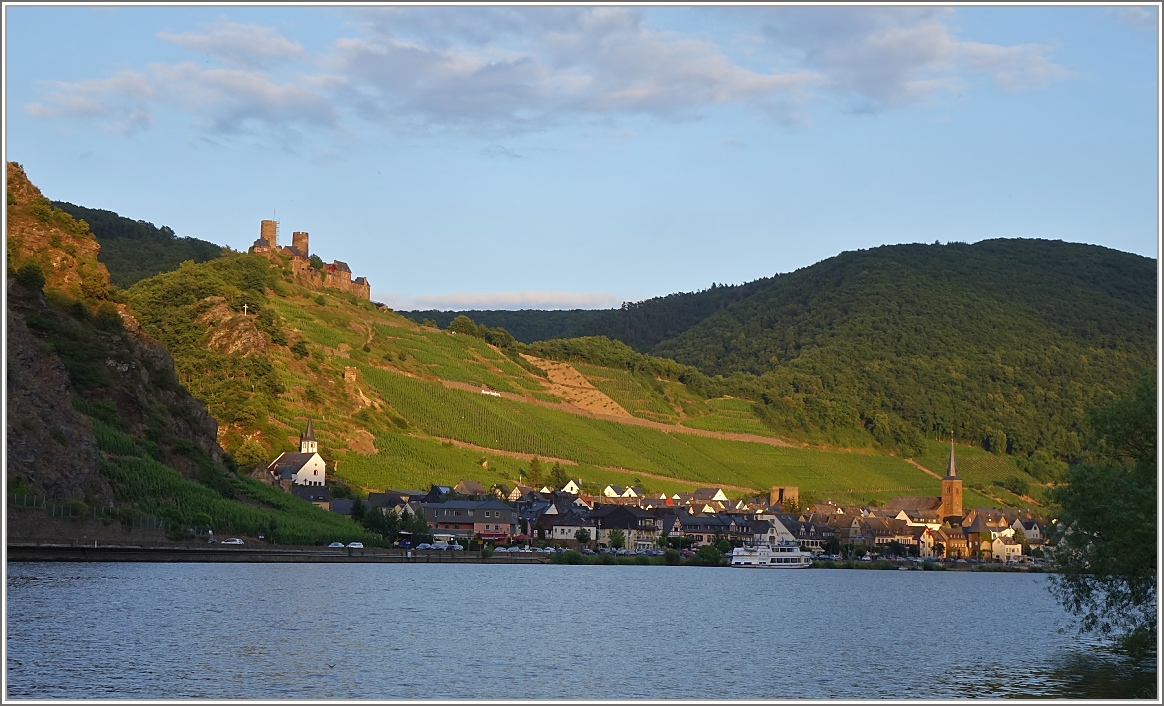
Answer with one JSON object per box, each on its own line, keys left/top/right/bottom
{"left": 6, "top": 542, "right": 548, "bottom": 564}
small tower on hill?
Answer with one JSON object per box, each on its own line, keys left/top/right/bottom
{"left": 300, "top": 418, "right": 318, "bottom": 454}
{"left": 292, "top": 231, "right": 309, "bottom": 256}
{"left": 941, "top": 437, "right": 963, "bottom": 521}
{"left": 261, "top": 219, "right": 279, "bottom": 249}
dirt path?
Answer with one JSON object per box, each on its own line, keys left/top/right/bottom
{"left": 906, "top": 458, "right": 943, "bottom": 480}
{"left": 520, "top": 355, "right": 634, "bottom": 418}
{"left": 433, "top": 437, "right": 579, "bottom": 467}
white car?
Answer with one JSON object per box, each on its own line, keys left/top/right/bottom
{"left": 416, "top": 543, "right": 433, "bottom": 550}
{"left": 327, "top": 542, "right": 345, "bottom": 548}
{"left": 220, "top": 538, "right": 244, "bottom": 545}
{"left": 347, "top": 542, "right": 364, "bottom": 549}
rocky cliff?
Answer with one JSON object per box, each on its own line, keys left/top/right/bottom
{"left": 6, "top": 162, "right": 226, "bottom": 501}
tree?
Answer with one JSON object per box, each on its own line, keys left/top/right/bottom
{"left": 1048, "top": 372, "right": 1156, "bottom": 653}
{"left": 350, "top": 497, "right": 365, "bottom": 522}
{"left": 574, "top": 528, "right": 591, "bottom": 547}
{"left": 309, "top": 254, "right": 325, "bottom": 271}
{"left": 608, "top": 528, "right": 625, "bottom": 549}
{"left": 823, "top": 536, "right": 841, "bottom": 556}
{"left": 549, "top": 462, "right": 569, "bottom": 490}
{"left": 232, "top": 439, "right": 268, "bottom": 471}
{"left": 526, "top": 457, "right": 543, "bottom": 488}
{"left": 716, "top": 539, "right": 732, "bottom": 554}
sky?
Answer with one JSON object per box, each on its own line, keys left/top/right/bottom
{"left": 4, "top": 4, "right": 1159, "bottom": 310}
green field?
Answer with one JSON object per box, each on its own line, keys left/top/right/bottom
{"left": 350, "top": 364, "right": 944, "bottom": 500}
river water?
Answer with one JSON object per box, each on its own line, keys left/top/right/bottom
{"left": 5, "top": 562, "right": 1156, "bottom": 700}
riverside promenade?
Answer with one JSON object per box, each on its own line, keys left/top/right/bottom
{"left": 6, "top": 542, "right": 549, "bottom": 564}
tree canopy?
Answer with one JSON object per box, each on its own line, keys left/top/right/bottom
{"left": 1048, "top": 372, "right": 1157, "bottom": 653}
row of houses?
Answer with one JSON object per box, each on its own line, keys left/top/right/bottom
{"left": 315, "top": 480, "right": 1045, "bottom": 561}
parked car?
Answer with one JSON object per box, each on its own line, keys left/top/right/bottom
{"left": 451, "top": 544, "right": 464, "bottom": 551}
{"left": 221, "top": 538, "right": 244, "bottom": 545}
{"left": 397, "top": 541, "right": 412, "bottom": 549}
{"left": 416, "top": 543, "right": 433, "bottom": 550}
{"left": 327, "top": 542, "right": 346, "bottom": 548}
{"left": 347, "top": 542, "right": 364, "bottom": 549}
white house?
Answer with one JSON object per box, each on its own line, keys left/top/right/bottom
{"left": 561, "top": 479, "right": 582, "bottom": 495}
{"left": 603, "top": 485, "right": 624, "bottom": 498}
{"left": 268, "top": 419, "right": 326, "bottom": 487}
{"left": 621, "top": 486, "right": 644, "bottom": 499}
{"left": 992, "top": 536, "right": 1023, "bottom": 563}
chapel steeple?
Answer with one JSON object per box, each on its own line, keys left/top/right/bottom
{"left": 299, "top": 418, "right": 318, "bottom": 454}
{"left": 941, "top": 436, "right": 963, "bottom": 520}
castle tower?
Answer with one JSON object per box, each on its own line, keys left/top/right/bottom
{"left": 292, "top": 231, "right": 309, "bottom": 256}
{"left": 299, "top": 418, "right": 318, "bottom": 455}
{"left": 941, "top": 437, "right": 963, "bottom": 520}
{"left": 261, "top": 219, "right": 279, "bottom": 250}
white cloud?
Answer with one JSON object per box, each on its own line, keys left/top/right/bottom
{"left": 158, "top": 19, "right": 305, "bottom": 68}
{"left": 759, "top": 7, "right": 1069, "bottom": 111}
{"left": 379, "top": 290, "right": 625, "bottom": 310}
{"left": 1110, "top": 6, "right": 1158, "bottom": 30}
{"left": 24, "top": 7, "right": 1069, "bottom": 139}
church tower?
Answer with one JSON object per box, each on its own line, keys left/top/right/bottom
{"left": 941, "top": 437, "right": 963, "bottom": 521}
{"left": 299, "top": 418, "right": 318, "bottom": 455}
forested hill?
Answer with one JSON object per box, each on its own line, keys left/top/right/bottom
{"left": 402, "top": 275, "right": 777, "bottom": 349}
{"left": 650, "top": 239, "right": 1156, "bottom": 462}
{"left": 52, "top": 201, "right": 223, "bottom": 288}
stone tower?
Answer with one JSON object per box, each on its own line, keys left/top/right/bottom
{"left": 292, "top": 231, "right": 309, "bottom": 256}
{"left": 261, "top": 219, "right": 278, "bottom": 249}
{"left": 299, "top": 418, "right": 318, "bottom": 455}
{"left": 941, "top": 438, "right": 963, "bottom": 520}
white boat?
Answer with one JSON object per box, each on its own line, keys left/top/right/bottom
{"left": 730, "top": 540, "right": 813, "bottom": 568}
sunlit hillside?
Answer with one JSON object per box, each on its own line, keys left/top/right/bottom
{"left": 126, "top": 252, "right": 1033, "bottom": 509}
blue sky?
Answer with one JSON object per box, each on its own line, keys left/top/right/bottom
{"left": 4, "top": 5, "right": 1159, "bottom": 309}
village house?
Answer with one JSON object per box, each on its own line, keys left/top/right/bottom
{"left": 291, "top": 484, "right": 331, "bottom": 510}
{"left": 591, "top": 505, "right": 661, "bottom": 550}
{"left": 421, "top": 498, "right": 516, "bottom": 542}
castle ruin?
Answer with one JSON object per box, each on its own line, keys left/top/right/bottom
{"left": 249, "top": 221, "right": 371, "bottom": 301}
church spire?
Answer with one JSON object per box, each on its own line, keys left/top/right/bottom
{"left": 300, "top": 418, "right": 318, "bottom": 454}
{"left": 945, "top": 436, "right": 958, "bottom": 478}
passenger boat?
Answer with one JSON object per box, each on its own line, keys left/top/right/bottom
{"left": 729, "top": 540, "right": 813, "bottom": 568}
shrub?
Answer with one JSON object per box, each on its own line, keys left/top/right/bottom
{"left": 664, "top": 548, "right": 682, "bottom": 565}
{"left": 290, "top": 341, "right": 309, "bottom": 358}
{"left": 15, "top": 264, "right": 45, "bottom": 292}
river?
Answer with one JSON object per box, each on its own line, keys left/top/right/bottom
{"left": 5, "top": 562, "right": 1156, "bottom": 700}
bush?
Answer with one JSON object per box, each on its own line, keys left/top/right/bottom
{"left": 664, "top": 548, "right": 682, "bottom": 565}
{"left": 290, "top": 341, "right": 309, "bottom": 358}
{"left": 15, "top": 264, "right": 45, "bottom": 292}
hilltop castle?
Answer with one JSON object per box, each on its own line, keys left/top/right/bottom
{"left": 250, "top": 219, "right": 371, "bottom": 301}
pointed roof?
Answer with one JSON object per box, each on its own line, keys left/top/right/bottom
{"left": 302, "top": 417, "right": 316, "bottom": 442}
{"left": 945, "top": 438, "right": 958, "bottom": 479}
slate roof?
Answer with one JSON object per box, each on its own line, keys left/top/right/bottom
{"left": 332, "top": 260, "right": 352, "bottom": 273}
{"left": 268, "top": 452, "right": 317, "bottom": 474}
{"left": 945, "top": 439, "right": 959, "bottom": 478}
{"left": 454, "top": 480, "right": 487, "bottom": 495}
{"left": 292, "top": 485, "right": 331, "bottom": 503}
{"left": 353, "top": 276, "right": 368, "bottom": 285}
{"left": 883, "top": 497, "right": 942, "bottom": 513}
{"left": 253, "top": 238, "right": 270, "bottom": 248}
{"left": 331, "top": 499, "right": 354, "bottom": 515}
{"left": 302, "top": 418, "right": 316, "bottom": 442}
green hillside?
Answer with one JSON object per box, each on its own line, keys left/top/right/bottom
{"left": 122, "top": 252, "right": 1000, "bottom": 508}
{"left": 650, "top": 240, "right": 1156, "bottom": 463}
{"left": 52, "top": 201, "right": 223, "bottom": 288}
{"left": 7, "top": 163, "right": 371, "bottom": 545}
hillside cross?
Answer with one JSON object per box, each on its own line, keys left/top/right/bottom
{"left": 242, "top": 304, "right": 249, "bottom": 316}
